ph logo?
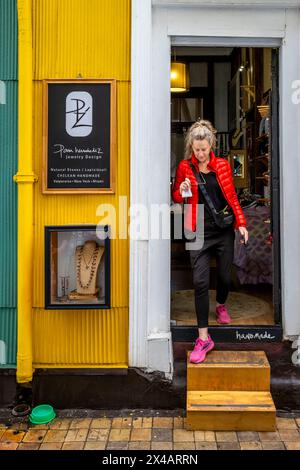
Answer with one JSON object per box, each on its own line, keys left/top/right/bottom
{"left": 66, "top": 91, "right": 93, "bottom": 137}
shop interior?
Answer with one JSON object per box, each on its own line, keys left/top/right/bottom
{"left": 170, "top": 46, "right": 277, "bottom": 327}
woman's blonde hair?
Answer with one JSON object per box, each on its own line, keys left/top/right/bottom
{"left": 184, "top": 119, "right": 217, "bottom": 159}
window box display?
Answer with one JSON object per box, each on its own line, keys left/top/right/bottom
{"left": 45, "top": 225, "right": 110, "bottom": 309}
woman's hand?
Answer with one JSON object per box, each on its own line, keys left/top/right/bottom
{"left": 179, "top": 178, "right": 191, "bottom": 195}
{"left": 238, "top": 226, "right": 249, "bottom": 245}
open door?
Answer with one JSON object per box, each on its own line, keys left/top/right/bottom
{"left": 170, "top": 46, "right": 282, "bottom": 342}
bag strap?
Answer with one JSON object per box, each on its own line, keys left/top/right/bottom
{"left": 188, "top": 161, "right": 218, "bottom": 216}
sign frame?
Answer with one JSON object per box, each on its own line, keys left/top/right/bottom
{"left": 42, "top": 79, "right": 117, "bottom": 194}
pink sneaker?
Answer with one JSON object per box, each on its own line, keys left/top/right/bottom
{"left": 216, "top": 304, "right": 231, "bottom": 324}
{"left": 189, "top": 335, "right": 215, "bottom": 364}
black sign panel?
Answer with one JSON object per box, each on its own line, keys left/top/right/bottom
{"left": 44, "top": 81, "right": 115, "bottom": 192}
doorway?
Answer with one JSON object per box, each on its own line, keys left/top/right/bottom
{"left": 170, "top": 46, "right": 281, "bottom": 339}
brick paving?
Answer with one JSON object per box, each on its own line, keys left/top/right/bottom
{"left": 0, "top": 412, "right": 299, "bottom": 450}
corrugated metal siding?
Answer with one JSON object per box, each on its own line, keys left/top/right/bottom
{"left": 0, "top": 0, "right": 17, "bottom": 80}
{"left": 0, "top": 81, "right": 18, "bottom": 307}
{"left": 0, "top": 82, "right": 18, "bottom": 308}
{"left": 33, "top": 307, "right": 128, "bottom": 367}
{"left": 0, "top": 0, "right": 18, "bottom": 367}
{"left": 31, "top": 0, "right": 130, "bottom": 367}
{"left": 0, "top": 309, "right": 17, "bottom": 366}
{"left": 33, "top": 0, "right": 130, "bottom": 81}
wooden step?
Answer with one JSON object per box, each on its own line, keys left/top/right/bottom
{"left": 187, "top": 351, "right": 270, "bottom": 391}
{"left": 186, "top": 390, "right": 276, "bottom": 431}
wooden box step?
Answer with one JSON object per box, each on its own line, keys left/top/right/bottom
{"left": 187, "top": 351, "right": 270, "bottom": 391}
{"left": 186, "top": 390, "right": 276, "bottom": 431}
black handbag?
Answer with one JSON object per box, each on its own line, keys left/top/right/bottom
{"left": 188, "top": 162, "right": 234, "bottom": 229}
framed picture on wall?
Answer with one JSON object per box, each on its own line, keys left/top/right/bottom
{"left": 42, "top": 80, "right": 117, "bottom": 194}
{"left": 229, "top": 149, "right": 248, "bottom": 188}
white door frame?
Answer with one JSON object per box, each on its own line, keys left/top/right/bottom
{"left": 130, "top": 0, "right": 300, "bottom": 376}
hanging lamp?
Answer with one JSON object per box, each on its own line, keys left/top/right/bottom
{"left": 171, "top": 62, "right": 189, "bottom": 92}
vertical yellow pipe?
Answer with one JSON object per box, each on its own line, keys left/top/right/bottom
{"left": 13, "top": 0, "right": 37, "bottom": 383}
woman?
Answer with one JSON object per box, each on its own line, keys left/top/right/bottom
{"left": 172, "top": 120, "right": 248, "bottom": 363}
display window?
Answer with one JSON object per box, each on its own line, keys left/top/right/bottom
{"left": 45, "top": 225, "right": 110, "bottom": 309}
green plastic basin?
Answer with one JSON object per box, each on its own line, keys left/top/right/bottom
{"left": 29, "top": 404, "right": 56, "bottom": 424}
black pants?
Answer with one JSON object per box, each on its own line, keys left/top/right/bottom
{"left": 189, "top": 221, "right": 235, "bottom": 329}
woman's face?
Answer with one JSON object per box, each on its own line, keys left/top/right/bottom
{"left": 191, "top": 139, "right": 211, "bottom": 163}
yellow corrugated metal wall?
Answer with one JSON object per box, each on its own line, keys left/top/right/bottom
{"left": 31, "top": 0, "right": 130, "bottom": 367}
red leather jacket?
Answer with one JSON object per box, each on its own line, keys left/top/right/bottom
{"left": 172, "top": 151, "right": 246, "bottom": 231}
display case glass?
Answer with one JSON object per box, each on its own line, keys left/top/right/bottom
{"left": 45, "top": 225, "right": 110, "bottom": 309}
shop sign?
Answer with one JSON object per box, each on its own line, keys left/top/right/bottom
{"left": 43, "top": 80, "right": 116, "bottom": 193}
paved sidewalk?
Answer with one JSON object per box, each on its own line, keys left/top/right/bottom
{"left": 0, "top": 411, "right": 300, "bottom": 450}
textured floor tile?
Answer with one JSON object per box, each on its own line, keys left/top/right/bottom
{"left": 62, "top": 442, "right": 85, "bottom": 450}
{"left": 39, "top": 442, "right": 63, "bottom": 450}
{"left": 112, "top": 418, "right": 123, "bottom": 428}
{"left": 70, "top": 419, "right": 91, "bottom": 429}
{"left": 106, "top": 441, "right": 128, "bottom": 450}
{"left": 262, "top": 442, "right": 285, "bottom": 450}
{"left": 28, "top": 424, "right": 49, "bottom": 430}
{"left": 112, "top": 417, "right": 132, "bottom": 429}
{"left": 194, "top": 431, "right": 205, "bottom": 441}
{"left": 237, "top": 431, "right": 259, "bottom": 442}
{"left": 22, "top": 429, "right": 47, "bottom": 443}
{"left": 173, "top": 442, "right": 196, "bottom": 450}
{"left": 65, "top": 428, "right": 88, "bottom": 442}
{"left": 278, "top": 430, "right": 300, "bottom": 441}
{"left": 130, "top": 428, "right": 151, "bottom": 442}
{"left": 151, "top": 442, "right": 173, "bottom": 450}
{"left": 84, "top": 441, "right": 106, "bottom": 450}
{"left": 11, "top": 422, "right": 29, "bottom": 432}
{"left": 151, "top": 429, "right": 172, "bottom": 442}
{"left": 17, "top": 423, "right": 29, "bottom": 432}
{"left": 173, "top": 417, "right": 184, "bottom": 429}
{"left": 1, "top": 430, "right": 25, "bottom": 443}
{"left": 132, "top": 417, "right": 152, "bottom": 428}
{"left": 17, "top": 442, "right": 40, "bottom": 450}
{"left": 87, "top": 428, "right": 109, "bottom": 441}
{"left": 0, "top": 442, "right": 19, "bottom": 450}
{"left": 276, "top": 418, "right": 297, "bottom": 430}
{"left": 173, "top": 429, "right": 194, "bottom": 442}
{"left": 240, "top": 441, "right": 262, "bottom": 450}
{"left": 217, "top": 442, "right": 241, "bottom": 450}
{"left": 141, "top": 418, "right": 153, "bottom": 428}
{"left": 91, "top": 418, "right": 111, "bottom": 429}
{"left": 109, "top": 429, "right": 131, "bottom": 442}
{"left": 216, "top": 432, "right": 238, "bottom": 442}
{"left": 49, "top": 419, "right": 72, "bottom": 430}
{"left": 204, "top": 431, "right": 216, "bottom": 442}
{"left": 258, "top": 431, "right": 281, "bottom": 441}
{"left": 284, "top": 441, "right": 300, "bottom": 450}
{"left": 129, "top": 441, "right": 151, "bottom": 450}
{"left": 43, "top": 429, "right": 68, "bottom": 443}
{"left": 153, "top": 418, "right": 173, "bottom": 429}
{"left": 121, "top": 418, "right": 133, "bottom": 428}
{"left": 195, "top": 442, "right": 218, "bottom": 450}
